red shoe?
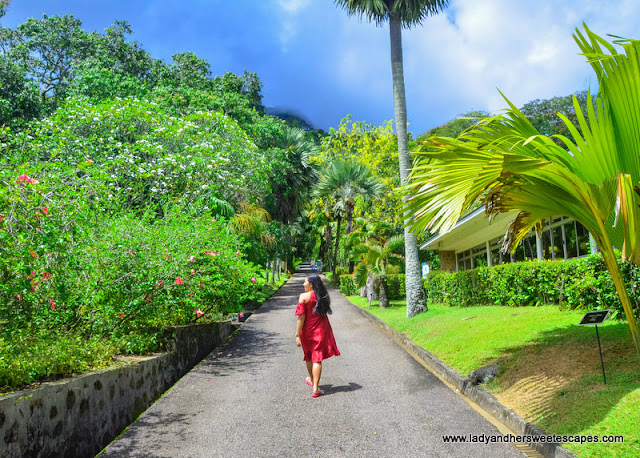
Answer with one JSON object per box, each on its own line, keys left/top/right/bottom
{"left": 312, "top": 390, "right": 323, "bottom": 398}
{"left": 305, "top": 377, "right": 313, "bottom": 387}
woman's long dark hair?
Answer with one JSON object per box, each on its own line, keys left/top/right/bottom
{"left": 308, "top": 275, "right": 332, "bottom": 316}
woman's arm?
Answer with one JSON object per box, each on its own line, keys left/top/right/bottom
{"left": 295, "top": 314, "right": 305, "bottom": 347}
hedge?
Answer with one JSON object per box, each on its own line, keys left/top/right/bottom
{"left": 423, "top": 255, "right": 640, "bottom": 318}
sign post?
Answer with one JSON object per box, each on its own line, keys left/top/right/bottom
{"left": 578, "top": 310, "right": 611, "bottom": 384}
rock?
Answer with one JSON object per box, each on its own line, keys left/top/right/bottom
{"left": 468, "top": 363, "right": 500, "bottom": 385}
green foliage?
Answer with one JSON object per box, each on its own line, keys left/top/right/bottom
{"left": 4, "top": 97, "right": 267, "bottom": 207}
{"left": 339, "top": 274, "right": 357, "bottom": 295}
{"left": 385, "top": 274, "right": 406, "bottom": 300}
{"left": 423, "top": 256, "right": 640, "bottom": 317}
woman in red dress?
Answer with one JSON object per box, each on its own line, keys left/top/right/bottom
{"left": 295, "top": 275, "right": 340, "bottom": 397}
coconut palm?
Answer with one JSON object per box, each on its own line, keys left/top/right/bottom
{"left": 402, "top": 25, "right": 640, "bottom": 354}
{"left": 314, "top": 160, "right": 385, "bottom": 274}
{"left": 351, "top": 232, "right": 405, "bottom": 308}
{"left": 334, "top": 0, "right": 450, "bottom": 317}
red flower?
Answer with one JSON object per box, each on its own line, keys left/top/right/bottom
{"left": 204, "top": 250, "right": 210, "bottom": 255}
{"left": 42, "top": 272, "right": 52, "bottom": 280}
{"left": 188, "top": 255, "right": 195, "bottom": 262}
{"left": 251, "top": 277, "right": 257, "bottom": 283}
{"left": 49, "top": 299, "right": 55, "bottom": 311}
{"left": 156, "top": 280, "right": 163, "bottom": 287}
{"left": 176, "top": 276, "right": 184, "bottom": 285}
{"left": 119, "top": 312, "right": 125, "bottom": 318}
{"left": 236, "top": 250, "right": 240, "bottom": 257}
{"left": 15, "top": 294, "right": 22, "bottom": 300}
{"left": 191, "top": 268, "right": 195, "bottom": 275}
{"left": 195, "top": 309, "right": 204, "bottom": 317}
{"left": 41, "top": 207, "right": 49, "bottom": 216}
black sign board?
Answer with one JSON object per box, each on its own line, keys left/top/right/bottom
{"left": 578, "top": 310, "right": 611, "bottom": 326}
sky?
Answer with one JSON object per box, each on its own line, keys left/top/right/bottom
{"left": 3, "top": 0, "right": 640, "bottom": 135}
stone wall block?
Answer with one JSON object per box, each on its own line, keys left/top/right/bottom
{"left": 0, "top": 321, "right": 236, "bottom": 458}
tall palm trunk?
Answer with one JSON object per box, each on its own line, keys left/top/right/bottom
{"left": 333, "top": 215, "right": 342, "bottom": 275}
{"left": 378, "top": 276, "right": 389, "bottom": 308}
{"left": 389, "top": 14, "right": 426, "bottom": 317}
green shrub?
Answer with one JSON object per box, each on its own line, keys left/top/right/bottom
{"left": 423, "top": 255, "right": 640, "bottom": 318}
{"left": 339, "top": 274, "right": 357, "bottom": 296}
{"left": 385, "top": 274, "right": 406, "bottom": 300}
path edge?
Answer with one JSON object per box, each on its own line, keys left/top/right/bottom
{"left": 347, "top": 301, "right": 575, "bottom": 458}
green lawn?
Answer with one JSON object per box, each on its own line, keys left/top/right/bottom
{"left": 347, "top": 296, "right": 640, "bottom": 457}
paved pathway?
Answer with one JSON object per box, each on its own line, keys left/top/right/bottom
{"left": 103, "top": 268, "right": 524, "bottom": 457}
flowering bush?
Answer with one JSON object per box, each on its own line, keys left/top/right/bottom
{"left": 4, "top": 97, "right": 271, "bottom": 206}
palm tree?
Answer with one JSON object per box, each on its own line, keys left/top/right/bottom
{"left": 314, "top": 160, "right": 385, "bottom": 274}
{"left": 351, "top": 232, "right": 405, "bottom": 308}
{"left": 334, "top": 0, "right": 450, "bottom": 317}
{"left": 269, "top": 126, "right": 319, "bottom": 224}
{"left": 402, "top": 25, "right": 640, "bottom": 355}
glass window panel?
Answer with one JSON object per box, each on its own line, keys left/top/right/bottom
{"left": 576, "top": 221, "right": 590, "bottom": 257}
{"left": 542, "top": 230, "right": 553, "bottom": 260}
{"left": 565, "top": 222, "right": 578, "bottom": 258}
{"left": 552, "top": 226, "right": 564, "bottom": 259}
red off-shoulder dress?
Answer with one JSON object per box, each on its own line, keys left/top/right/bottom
{"left": 295, "top": 291, "right": 340, "bottom": 363}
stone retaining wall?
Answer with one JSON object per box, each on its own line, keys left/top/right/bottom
{"left": 0, "top": 322, "right": 237, "bottom": 458}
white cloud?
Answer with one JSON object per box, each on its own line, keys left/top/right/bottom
{"left": 276, "top": 0, "right": 311, "bottom": 52}
{"left": 324, "top": 0, "right": 640, "bottom": 131}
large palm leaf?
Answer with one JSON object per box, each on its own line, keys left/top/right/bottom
{"left": 402, "top": 24, "right": 640, "bottom": 354}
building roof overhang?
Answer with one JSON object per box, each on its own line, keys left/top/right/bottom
{"left": 420, "top": 207, "right": 519, "bottom": 253}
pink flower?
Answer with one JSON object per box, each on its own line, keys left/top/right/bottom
{"left": 212, "top": 218, "right": 216, "bottom": 222}
{"left": 49, "top": 299, "right": 55, "bottom": 311}
{"left": 191, "top": 269, "right": 195, "bottom": 275}
{"left": 188, "top": 292, "right": 194, "bottom": 296}
{"left": 0, "top": 216, "right": 4, "bottom": 223}
{"left": 156, "top": 280, "right": 163, "bottom": 287}
{"left": 176, "top": 276, "right": 184, "bottom": 285}
{"left": 41, "top": 207, "right": 49, "bottom": 216}
{"left": 251, "top": 277, "right": 257, "bottom": 283}
{"left": 195, "top": 309, "right": 204, "bottom": 317}
{"left": 188, "top": 255, "right": 195, "bottom": 262}
{"left": 239, "top": 312, "right": 244, "bottom": 318}
{"left": 236, "top": 250, "right": 240, "bottom": 257}
{"left": 165, "top": 255, "right": 170, "bottom": 260}
{"left": 207, "top": 226, "right": 211, "bottom": 230}
{"left": 145, "top": 294, "right": 152, "bottom": 302}
{"left": 15, "top": 294, "right": 22, "bottom": 300}
{"left": 16, "top": 174, "right": 39, "bottom": 185}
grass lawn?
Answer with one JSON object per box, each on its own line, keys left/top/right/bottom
{"left": 347, "top": 296, "right": 640, "bottom": 457}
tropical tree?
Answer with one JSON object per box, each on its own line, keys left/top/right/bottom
{"left": 314, "top": 160, "right": 385, "bottom": 273}
{"left": 402, "top": 25, "right": 640, "bottom": 355}
{"left": 351, "top": 231, "right": 404, "bottom": 308}
{"left": 334, "top": 0, "right": 450, "bottom": 317}
{"left": 268, "top": 126, "right": 319, "bottom": 224}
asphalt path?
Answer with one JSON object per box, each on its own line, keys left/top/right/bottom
{"left": 102, "top": 268, "right": 524, "bottom": 458}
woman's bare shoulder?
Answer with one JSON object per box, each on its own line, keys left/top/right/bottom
{"left": 299, "top": 291, "right": 312, "bottom": 303}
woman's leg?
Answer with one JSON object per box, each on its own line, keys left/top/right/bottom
{"left": 312, "top": 361, "right": 322, "bottom": 393}
{"left": 305, "top": 360, "right": 313, "bottom": 384}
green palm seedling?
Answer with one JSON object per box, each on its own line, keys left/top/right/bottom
{"left": 351, "top": 233, "right": 404, "bottom": 308}
{"left": 402, "top": 25, "right": 640, "bottom": 355}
